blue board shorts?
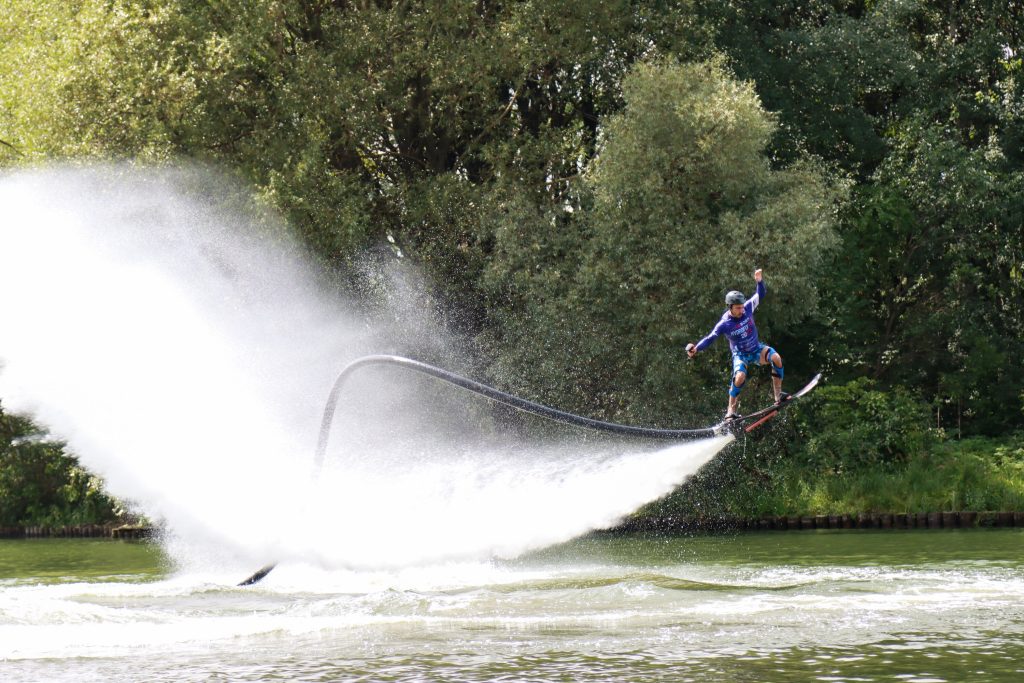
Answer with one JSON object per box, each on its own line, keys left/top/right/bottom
{"left": 732, "top": 343, "right": 773, "bottom": 376}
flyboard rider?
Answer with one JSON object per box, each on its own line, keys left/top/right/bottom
{"left": 686, "top": 269, "right": 789, "bottom": 421}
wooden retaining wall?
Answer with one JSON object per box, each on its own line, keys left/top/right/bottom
{"left": 613, "top": 511, "right": 1024, "bottom": 533}
{"left": 0, "top": 524, "right": 154, "bottom": 539}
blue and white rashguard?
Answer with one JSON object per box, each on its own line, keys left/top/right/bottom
{"left": 694, "top": 279, "right": 767, "bottom": 356}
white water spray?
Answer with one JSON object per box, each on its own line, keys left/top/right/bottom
{"left": 0, "top": 165, "right": 730, "bottom": 574}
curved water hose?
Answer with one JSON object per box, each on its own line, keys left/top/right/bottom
{"left": 312, "top": 355, "right": 718, "bottom": 475}
{"left": 238, "top": 354, "right": 720, "bottom": 586}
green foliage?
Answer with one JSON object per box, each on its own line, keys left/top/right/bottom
{"left": 931, "top": 434, "right": 1024, "bottom": 511}
{"left": 700, "top": 0, "right": 919, "bottom": 174}
{"left": 0, "top": 404, "right": 119, "bottom": 526}
{"left": 807, "top": 123, "right": 1024, "bottom": 434}
{"left": 794, "top": 378, "right": 936, "bottom": 470}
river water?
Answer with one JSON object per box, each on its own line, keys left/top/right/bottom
{"left": 2, "top": 530, "right": 1022, "bottom": 682}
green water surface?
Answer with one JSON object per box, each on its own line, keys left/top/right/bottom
{"left": 2, "top": 530, "right": 1023, "bottom": 682}
{"left": 0, "top": 538, "right": 166, "bottom": 584}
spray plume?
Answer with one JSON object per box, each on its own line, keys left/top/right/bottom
{"left": 0, "top": 165, "right": 729, "bottom": 574}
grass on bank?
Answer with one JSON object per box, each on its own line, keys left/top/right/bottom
{"left": 650, "top": 431, "right": 1024, "bottom": 520}
{"left": 779, "top": 435, "right": 1024, "bottom": 515}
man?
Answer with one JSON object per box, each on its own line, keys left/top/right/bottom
{"left": 686, "top": 269, "right": 788, "bottom": 420}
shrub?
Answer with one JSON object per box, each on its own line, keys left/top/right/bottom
{"left": 0, "top": 405, "right": 119, "bottom": 526}
{"left": 793, "top": 377, "right": 936, "bottom": 471}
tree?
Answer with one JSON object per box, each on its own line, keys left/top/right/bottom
{"left": 815, "top": 122, "right": 1024, "bottom": 434}
{"left": 481, "top": 59, "right": 847, "bottom": 423}
{"left": 0, "top": 403, "right": 119, "bottom": 526}
{"left": 699, "top": 0, "right": 920, "bottom": 176}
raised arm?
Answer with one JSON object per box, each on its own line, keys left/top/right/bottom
{"left": 747, "top": 269, "right": 767, "bottom": 313}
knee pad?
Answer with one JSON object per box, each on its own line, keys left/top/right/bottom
{"left": 729, "top": 375, "right": 746, "bottom": 397}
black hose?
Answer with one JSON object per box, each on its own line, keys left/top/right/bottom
{"left": 239, "top": 354, "right": 719, "bottom": 586}
{"left": 237, "top": 563, "right": 276, "bottom": 586}
{"left": 311, "top": 354, "right": 718, "bottom": 476}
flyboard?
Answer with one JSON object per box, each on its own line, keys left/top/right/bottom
{"left": 237, "top": 355, "right": 820, "bottom": 586}
{"left": 720, "top": 372, "right": 822, "bottom": 436}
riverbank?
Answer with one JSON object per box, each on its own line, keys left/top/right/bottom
{"left": 6, "top": 511, "right": 1024, "bottom": 542}
{"left": 613, "top": 510, "right": 1024, "bottom": 533}
{"left": 0, "top": 524, "right": 153, "bottom": 539}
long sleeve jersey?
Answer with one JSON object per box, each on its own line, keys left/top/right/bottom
{"left": 694, "top": 280, "right": 766, "bottom": 355}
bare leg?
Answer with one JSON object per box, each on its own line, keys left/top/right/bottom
{"left": 770, "top": 352, "right": 784, "bottom": 402}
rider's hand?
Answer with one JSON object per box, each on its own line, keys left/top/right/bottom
{"left": 754, "top": 269, "right": 763, "bottom": 282}
{"left": 686, "top": 343, "right": 697, "bottom": 359}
